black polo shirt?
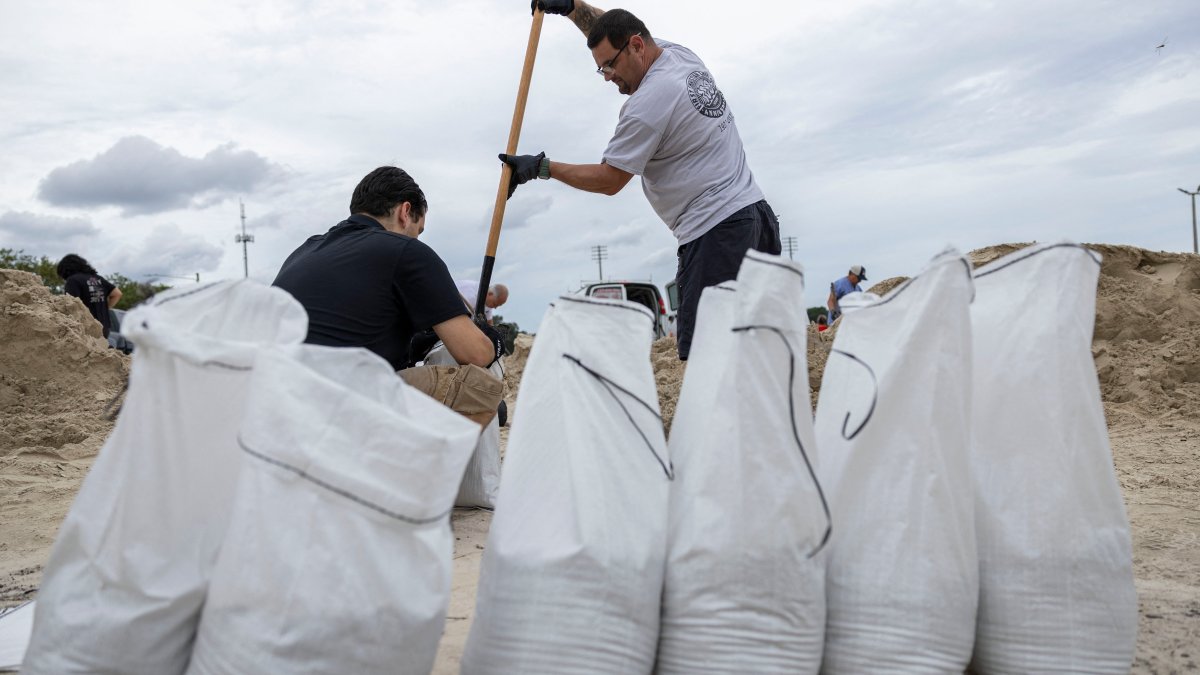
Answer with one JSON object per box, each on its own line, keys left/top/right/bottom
{"left": 272, "top": 214, "right": 468, "bottom": 369}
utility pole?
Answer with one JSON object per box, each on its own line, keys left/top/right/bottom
{"left": 1179, "top": 185, "right": 1199, "bottom": 254}
{"left": 235, "top": 200, "right": 255, "bottom": 278}
{"left": 782, "top": 236, "right": 798, "bottom": 260}
{"left": 590, "top": 244, "right": 608, "bottom": 280}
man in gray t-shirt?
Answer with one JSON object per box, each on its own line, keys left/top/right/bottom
{"left": 502, "top": 1, "right": 781, "bottom": 359}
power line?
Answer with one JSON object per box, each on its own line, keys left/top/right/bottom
{"left": 590, "top": 245, "right": 608, "bottom": 280}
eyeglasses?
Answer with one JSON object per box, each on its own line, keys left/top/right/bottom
{"left": 596, "top": 34, "right": 639, "bottom": 76}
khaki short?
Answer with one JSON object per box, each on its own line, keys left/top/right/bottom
{"left": 399, "top": 363, "right": 505, "bottom": 428}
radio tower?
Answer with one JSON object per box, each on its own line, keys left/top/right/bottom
{"left": 235, "top": 200, "right": 255, "bottom": 278}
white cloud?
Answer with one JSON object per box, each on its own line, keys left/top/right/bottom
{"left": 0, "top": 0, "right": 1197, "bottom": 329}
{"left": 105, "top": 223, "right": 224, "bottom": 281}
{"left": 37, "top": 136, "right": 284, "bottom": 215}
{"left": 0, "top": 211, "right": 100, "bottom": 259}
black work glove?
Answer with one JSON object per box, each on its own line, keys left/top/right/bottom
{"left": 531, "top": 0, "right": 574, "bottom": 15}
{"left": 498, "top": 152, "right": 545, "bottom": 199}
{"left": 480, "top": 322, "right": 506, "bottom": 366}
{"left": 407, "top": 329, "right": 441, "bottom": 368}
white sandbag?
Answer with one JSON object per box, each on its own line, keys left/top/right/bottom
{"left": 0, "top": 602, "right": 34, "bottom": 671}
{"left": 968, "top": 243, "right": 1136, "bottom": 673}
{"left": 23, "top": 281, "right": 307, "bottom": 675}
{"left": 455, "top": 418, "right": 501, "bottom": 507}
{"left": 424, "top": 344, "right": 503, "bottom": 509}
{"left": 186, "top": 344, "right": 479, "bottom": 675}
{"left": 657, "top": 251, "right": 828, "bottom": 674}
{"left": 461, "top": 296, "right": 671, "bottom": 675}
{"left": 816, "top": 249, "right": 978, "bottom": 673}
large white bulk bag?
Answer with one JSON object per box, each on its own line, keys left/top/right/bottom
{"left": 186, "top": 344, "right": 479, "bottom": 675}
{"left": 968, "top": 242, "right": 1137, "bottom": 673}
{"left": 23, "top": 281, "right": 307, "bottom": 675}
{"left": 461, "top": 296, "right": 671, "bottom": 674}
{"left": 816, "top": 249, "right": 978, "bottom": 673}
{"left": 424, "top": 344, "right": 503, "bottom": 509}
{"left": 657, "top": 251, "right": 828, "bottom": 674}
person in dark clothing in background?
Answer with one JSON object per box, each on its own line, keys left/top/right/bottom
{"left": 57, "top": 254, "right": 122, "bottom": 338}
{"left": 273, "top": 166, "right": 503, "bottom": 370}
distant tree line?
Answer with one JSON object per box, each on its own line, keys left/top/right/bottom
{"left": 0, "top": 248, "right": 171, "bottom": 310}
{"left": 3, "top": 247, "right": 527, "bottom": 343}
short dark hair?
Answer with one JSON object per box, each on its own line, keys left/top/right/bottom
{"left": 349, "top": 166, "right": 428, "bottom": 220}
{"left": 56, "top": 253, "right": 96, "bottom": 281}
{"left": 586, "top": 9, "right": 652, "bottom": 50}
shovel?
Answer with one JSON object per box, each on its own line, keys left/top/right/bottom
{"left": 473, "top": 7, "right": 545, "bottom": 322}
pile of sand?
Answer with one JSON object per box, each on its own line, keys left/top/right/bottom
{"left": 501, "top": 334, "right": 533, "bottom": 411}
{"left": 0, "top": 270, "right": 129, "bottom": 604}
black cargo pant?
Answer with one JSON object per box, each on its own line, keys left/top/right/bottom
{"left": 675, "top": 199, "right": 781, "bottom": 360}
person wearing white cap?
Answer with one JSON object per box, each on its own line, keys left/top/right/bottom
{"left": 827, "top": 264, "right": 867, "bottom": 324}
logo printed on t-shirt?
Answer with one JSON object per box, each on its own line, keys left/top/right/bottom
{"left": 686, "top": 70, "right": 726, "bottom": 119}
{"left": 86, "top": 277, "right": 105, "bottom": 304}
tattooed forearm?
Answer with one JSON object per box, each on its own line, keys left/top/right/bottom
{"left": 570, "top": 1, "right": 605, "bottom": 36}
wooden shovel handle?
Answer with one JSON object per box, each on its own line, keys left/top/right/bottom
{"left": 475, "top": 9, "right": 545, "bottom": 322}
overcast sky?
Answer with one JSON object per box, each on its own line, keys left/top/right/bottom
{"left": 2, "top": 0, "right": 1197, "bottom": 329}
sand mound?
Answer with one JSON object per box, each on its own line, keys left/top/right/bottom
{"left": 865, "top": 276, "right": 910, "bottom": 298}
{"left": 0, "top": 269, "right": 129, "bottom": 603}
{"left": 1087, "top": 245, "right": 1200, "bottom": 423}
{"left": 500, "top": 334, "right": 534, "bottom": 424}
{"left": 502, "top": 334, "right": 533, "bottom": 400}
{"left": 0, "top": 270, "right": 126, "bottom": 407}
{"left": 651, "top": 338, "right": 683, "bottom": 434}
{"left": 0, "top": 270, "right": 128, "bottom": 449}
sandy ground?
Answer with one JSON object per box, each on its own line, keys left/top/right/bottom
{"left": 3, "top": 243, "right": 1200, "bottom": 673}
{"left": 432, "top": 507, "right": 492, "bottom": 673}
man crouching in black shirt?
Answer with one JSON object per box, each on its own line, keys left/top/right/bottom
{"left": 273, "top": 166, "right": 503, "bottom": 371}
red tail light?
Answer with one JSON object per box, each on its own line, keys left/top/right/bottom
{"left": 659, "top": 296, "right": 667, "bottom": 315}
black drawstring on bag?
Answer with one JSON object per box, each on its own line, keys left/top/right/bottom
{"left": 238, "top": 436, "right": 452, "bottom": 525}
{"left": 732, "top": 325, "right": 832, "bottom": 558}
{"left": 562, "top": 354, "right": 674, "bottom": 481}
{"left": 829, "top": 349, "right": 878, "bottom": 441}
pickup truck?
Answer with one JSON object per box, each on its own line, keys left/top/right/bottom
{"left": 573, "top": 280, "right": 678, "bottom": 339}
